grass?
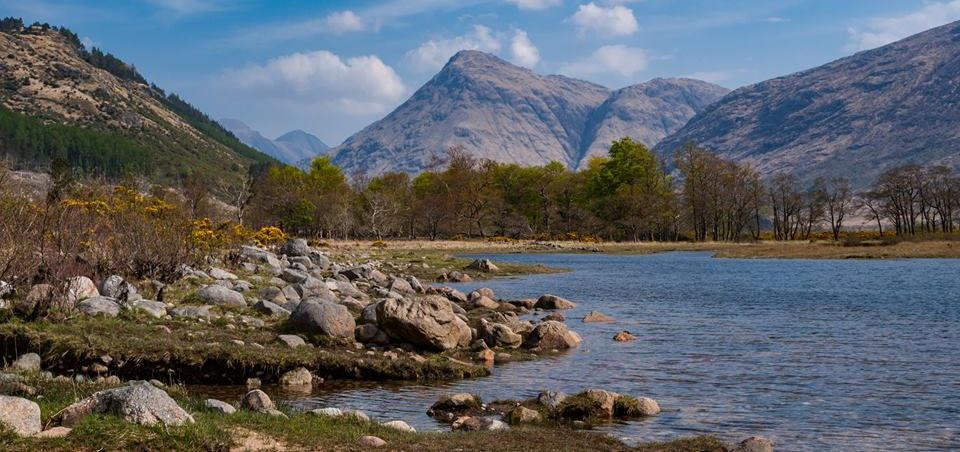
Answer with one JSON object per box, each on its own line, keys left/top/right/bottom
{"left": 322, "top": 238, "right": 960, "bottom": 260}
{"left": 0, "top": 316, "right": 489, "bottom": 384}
{"left": 0, "top": 375, "right": 729, "bottom": 451}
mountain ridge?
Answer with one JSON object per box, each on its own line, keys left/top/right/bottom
{"left": 330, "top": 50, "right": 729, "bottom": 174}
{"left": 220, "top": 119, "right": 329, "bottom": 165}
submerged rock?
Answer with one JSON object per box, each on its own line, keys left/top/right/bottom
{"left": 734, "top": 436, "right": 775, "bottom": 452}
{"left": 613, "top": 331, "right": 636, "bottom": 342}
{"left": 466, "top": 259, "right": 500, "bottom": 272}
{"left": 582, "top": 310, "right": 614, "bottom": 323}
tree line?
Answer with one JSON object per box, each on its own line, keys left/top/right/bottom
{"left": 230, "top": 139, "right": 960, "bottom": 242}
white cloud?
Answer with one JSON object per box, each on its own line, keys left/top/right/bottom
{"left": 223, "top": 51, "right": 406, "bottom": 115}
{"left": 405, "top": 25, "right": 502, "bottom": 72}
{"left": 561, "top": 45, "right": 648, "bottom": 77}
{"left": 147, "top": 0, "right": 232, "bottom": 15}
{"left": 571, "top": 2, "right": 639, "bottom": 37}
{"left": 324, "top": 10, "right": 365, "bottom": 34}
{"left": 846, "top": 1, "right": 960, "bottom": 52}
{"left": 510, "top": 30, "right": 540, "bottom": 67}
{"left": 504, "top": 0, "right": 562, "bottom": 10}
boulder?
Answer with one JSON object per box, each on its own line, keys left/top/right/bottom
{"left": 355, "top": 324, "right": 390, "bottom": 345}
{"left": 170, "top": 305, "right": 215, "bottom": 320}
{"left": 259, "top": 287, "right": 287, "bottom": 305}
{"left": 523, "top": 321, "right": 582, "bottom": 350}
{"left": 343, "top": 409, "right": 370, "bottom": 422}
{"left": 466, "top": 259, "right": 500, "bottom": 272}
{"left": 542, "top": 312, "right": 566, "bottom": 322}
{"left": 298, "top": 277, "right": 338, "bottom": 301}
{"left": 287, "top": 300, "right": 356, "bottom": 338}
{"left": 310, "top": 407, "right": 342, "bottom": 417}
{"left": 428, "top": 393, "right": 481, "bottom": 416}
{"left": 0, "top": 396, "right": 41, "bottom": 436}
{"left": 76, "top": 296, "right": 121, "bottom": 317}
{"left": 442, "top": 271, "right": 472, "bottom": 283}
{"left": 469, "top": 296, "right": 500, "bottom": 310}
{"left": 615, "top": 396, "right": 661, "bottom": 417}
{"left": 452, "top": 416, "right": 508, "bottom": 431}
{"left": 15, "top": 284, "right": 54, "bottom": 315}
{"left": 253, "top": 300, "right": 291, "bottom": 317}
{"left": 537, "top": 391, "right": 567, "bottom": 410}
{"left": 280, "top": 268, "right": 309, "bottom": 284}
{"left": 469, "top": 288, "right": 496, "bottom": 300}
{"left": 505, "top": 406, "right": 542, "bottom": 424}
{"left": 381, "top": 420, "right": 415, "bottom": 433}
{"left": 280, "top": 238, "right": 311, "bottom": 257}
{"left": 388, "top": 277, "right": 414, "bottom": 294}
{"left": 54, "top": 381, "right": 194, "bottom": 427}
{"left": 65, "top": 276, "right": 99, "bottom": 302}
{"left": 583, "top": 310, "right": 614, "bottom": 323}
{"left": 197, "top": 285, "right": 246, "bottom": 308}
{"left": 308, "top": 251, "right": 331, "bottom": 270}
{"left": 358, "top": 435, "right": 387, "bottom": 447}
{"left": 204, "top": 399, "right": 236, "bottom": 414}
{"left": 734, "top": 436, "right": 775, "bottom": 452}
{"left": 208, "top": 267, "right": 238, "bottom": 280}
{"left": 559, "top": 389, "right": 619, "bottom": 420}
{"left": 240, "top": 246, "right": 282, "bottom": 271}
{"left": 478, "top": 320, "right": 522, "bottom": 349}
{"left": 240, "top": 389, "right": 283, "bottom": 416}
{"left": 99, "top": 275, "right": 139, "bottom": 302}
{"left": 276, "top": 334, "right": 306, "bottom": 348}
{"left": 34, "top": 426, "right": 71, "bottom": 438}
{"left": 279, "top": 367, "right": 313, "bottom": 388}
{"left": 613, "top": 331, "right": 636, "bottom": 342}
{"left": 376, "top": 296, "right": 472, "bottom": 351}
{"left": 406, "top": 276, "right": 425, "bottom": 293}
{"left": 129, "top": 299, "right": 167, "bottom": 318}
{"left": 11, "top": 353, "right": 41, "bottom": 372}
{"left": 435, "top": 286, "right": 468, "bottom": 304}
{"left": 360, "top": 302, "right": 380, "bottom": 324}
{"left": 534, "top": 294, "right": 576, "bottom": 310}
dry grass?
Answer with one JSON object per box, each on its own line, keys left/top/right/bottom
{"left": 321, "top": 239, "right": 960, "bottom": 260}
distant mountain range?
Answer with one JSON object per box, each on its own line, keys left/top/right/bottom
{"left": 330, "top": 50, "right": 729, "bottom": 175}
{"left": 220, "top": 119, "right": 328, "bottom": 166}
{"left": 655, "top": 20, "right": 960, "bottom": 187}
{"left": 0, "top": 19, "right": 275, "bottom": 184}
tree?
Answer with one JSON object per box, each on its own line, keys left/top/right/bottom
{"left": 824, "top": 177, "right": 853, "bottom": 240}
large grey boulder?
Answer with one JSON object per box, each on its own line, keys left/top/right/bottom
{"left": 99, "top": 275, "right": 139, "bottom": 302}
{"left": 287, "top": 300, "right": 355, "bottom": 338}
{"left": 280, "top": 238, "right": 311, "bottom": 257}
{"left": 478, "top": 319, "right": 522, "bottom": 349}
{"left": 523, "top": 321, "right": 582, "bottom": 350}
{"left": 376, "top": 295, "right": 472, "bottom": 351}
{"left": 240, "top": 389, "right": 284, "bottom": 416}
{"left": 355, "top": 323, "right": 390, "bottom": 345}
{"left": 128, "top": 299, "right": 167, "bottom": 318}
{"left": 240, "top": 246, "right": 282, "bottom": 272}
{"left": 388, "top": 277, "right": 414, "bottom": 295}
{"left": 208, "top": 267, "right": 238, "bottom": 281}
{"left": 298, "top": 277, "right": 337, "bottom": 301}
{"left": 308, "top": 251, "right": 331, "bottom": 271}
{"left": 11, "top": 353, "right": 41, "bottom": 372}
{"left": 0, "top": 396, "right": 41, "bottom": 436}
{"left": 197, "top": 285, "right": 246, "bottom": 308}
{"left": 65, "top": 276, "right": 99, "bottom": 302}
{"left": 54, "top": 381, "right": 194, "bottom": 427}
{"left": 76, "top": 296, "right": 121, "bottom": 317}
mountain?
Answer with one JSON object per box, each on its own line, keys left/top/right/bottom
{"left": 580, "top": 78, "right": 730, "bottom": 165}
{"left": 220, "top": 119, "right": 328, "bottom": 165}
{"left": 0, "top": 19, "right": 275, "bottom": 183}
{"left": 330, "top": 50, "right": 727, "bottom": 174}
{"left": 655, "top": 20, "right": 960, "bottom": 187}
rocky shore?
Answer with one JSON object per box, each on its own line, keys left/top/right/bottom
{"left": 0, "top": 238, "right": 774, "bottom": 450}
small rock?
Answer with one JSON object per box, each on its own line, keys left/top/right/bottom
{"left": 734, "top": 436, "right": 775, "bottom": 452}
{"left": 582, "top": 310, "right": 614, "bottom": 323}
{"left": 358, "top": 435, "right": 387, "bottom": 447}
{"left": 276, "top": 334, "right": 306, "bottom": 348}
{"left": 11, "top": 353, "right": 41, "bottom": 372}
{"left": 129, "top": 299, "right": 167, "bottom": 318}
{"left": 505, "top": 406, "right": 542, "bottom": 424}
{"left": 65, "top": 276, "right": 99, "bottom": 302}
{"left": 208, "top": 267, "right": 238, "bottom": 280}
{"left": 466, "top": 259, "right": 500, "bottom": 272}
{"left": 542, "top": 312, "right": 566, "bottom": 322}
{"left": 170, "top": 305, "right": 216, "bottom": 320}
{"left": 342, "top": 409, "right": 369, "bottom": 422}
{"left": 279, "top": 367, "right": 313, "bottom": 388}
{"left": 309, "top": 407, "right": 342, "bottom": 417}
{"left": 197, "top": 285, "right": 246, "bottom": 308}
{"left": 204, "top": 399, "right": 236, "bottom": 414}
{"left": 76, "top": 296, "right": 121, "bottom": 317}
{"left": 381, "top": 420, "right": 415, "bottom": 432}
{"left": 280, "top": 238, "right": 311, "bottom": 257}
{"left": 452, "top": 416, "right": 508, "bottom": 431}
{"left": 523, "top": 321, "right": 582, "bottom": 351}
{"left": 34, "top": 426, "right": 71, "bottom": 438}
{"left": 537, "top": 391, "right": 568, "bottom": 409}
{"left": 613, "top": 331, "right": 636, "bottom": 342}
{"left": 534, "top": 294, "right": 576, "bottom": 310}
{"left": 241, "top": 389, "right": 275, "bottom": 413}
{"left": 246, "top": 378, "right": 261, "bottom": 389}
{"left": 253, "top": 300, "right": 291, "bottom": 317}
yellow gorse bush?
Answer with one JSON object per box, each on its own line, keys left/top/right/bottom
{"left": 254, "top": 226, "right": 287, "bottom": 247}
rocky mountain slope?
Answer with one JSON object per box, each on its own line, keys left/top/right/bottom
{"left": 655, "top": 20, "right": 960, "bottom": 187}
{"left": 221, "top": 119, "right": 328, "bottom": 165}
{"left": 0, "top": 20, "right": 274, "bottom": 183}
{"left": 330, "top": 50, "right": 727, "bottom": 174}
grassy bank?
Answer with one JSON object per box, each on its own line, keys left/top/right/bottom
{"left": 323, "top": 238, "right": 960, "bottom": 260}
{"left": 0, "top": 375, "right": 727, "bottom": 452}
{"left": 0, "top": 317, "right": 489, "bottom": 385}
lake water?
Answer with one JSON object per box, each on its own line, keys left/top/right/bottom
{"left": 285, "top": 252, "right": 960, "bottom": 451}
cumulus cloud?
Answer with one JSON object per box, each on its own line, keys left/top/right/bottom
{"left": 324, "top": 10, "right": 365, "bottom": 34}
{"left": 504, "top": 0, "right": 563, "bottom": 10}
{"left": 561, "top": 45, "right": 647, "bottom": 77}
{"left": 405, "top": 25, "right": 502, "bottom": 72}
{"left": 846, "top": 0, "right": 960, "bottom": 51}
{"left": 510, "top": 30, "right": 540, "bottom": 68}
{"left": 571, "top": 2, "right": 639, "bottom": 37}
{"left": 223, "top": 51, "right": 406, "bottom": 115}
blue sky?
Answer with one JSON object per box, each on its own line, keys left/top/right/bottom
{"left": 4, "top": 0, "right": 960, "bottom": 144}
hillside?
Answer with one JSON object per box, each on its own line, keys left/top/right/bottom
{"left": 330, "top": 50, "right": 726, "bottom": 174}
{"left": 654, "top": 20, "right": 960, "bottom": 187}
{"left": 221, "top": 119, "right": 328, "bottom": 165}
{"left": 0, "top": 19, "right": 275, "bottom": 183}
